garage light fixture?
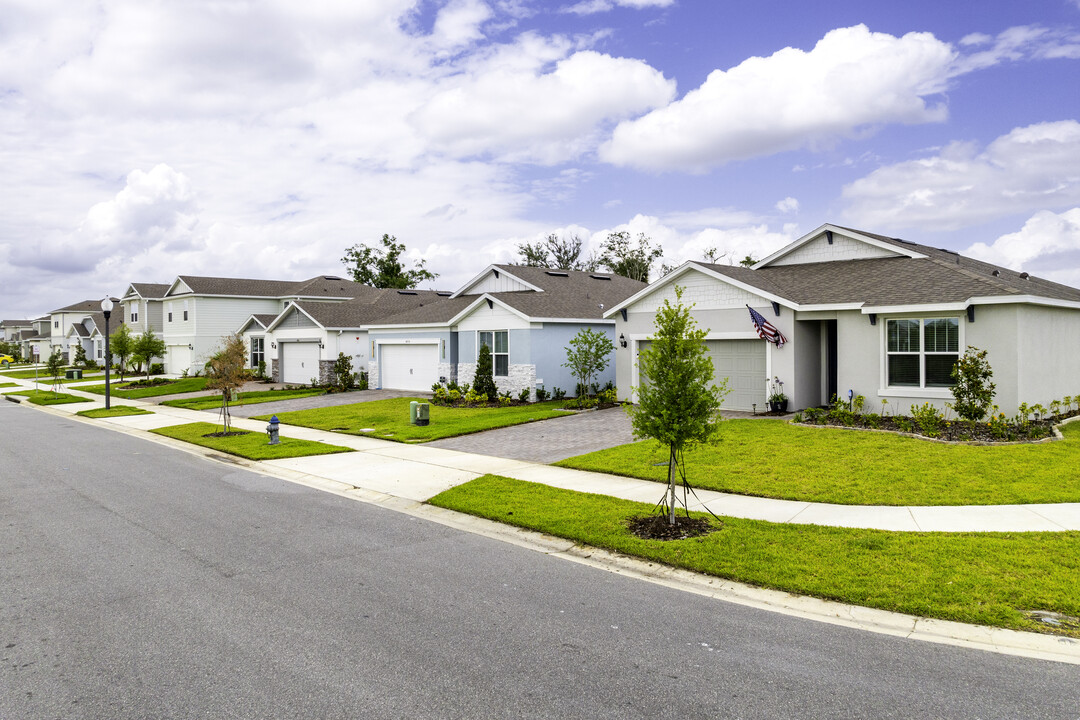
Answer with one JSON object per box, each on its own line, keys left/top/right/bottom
{"left": 271, "top": 342, "right": 277, "bottom": 349}
{"left": 619, "top": 333, "right": 627, "bottom": 348}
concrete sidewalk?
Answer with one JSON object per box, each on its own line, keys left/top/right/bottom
{"left": 7, "top": 375, "right": 1080, "bottom": 533}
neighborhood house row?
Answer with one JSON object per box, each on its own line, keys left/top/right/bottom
{"left": 4, "top": 224, "right": 1079, "bottom": 417}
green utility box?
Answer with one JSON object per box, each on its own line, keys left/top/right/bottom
{"left": 415, "top": 403, "right": 430, "bottom": 426}
{"left": 65, "top": 369, "right": 83, "bottom": 380}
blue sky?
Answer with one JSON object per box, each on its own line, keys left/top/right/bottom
{"left": 2, "top": 0, "right": 1079, "bottom": 319}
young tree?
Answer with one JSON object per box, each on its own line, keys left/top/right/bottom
{"left": 627, "top": 287, "right": 729, "bottom": 525}
{"left": 517, "top": 233, "right": 598, "bottom": 271}
{"left": 131, "top": 330, "right": 166, "bottom": 381}
{"left": 562, "top": 328, "right": 614, "bottom": 404}
{"left": 341, "top": 234, "right": 438, "bottom": 289}
{"left": 204, "top": 333, "right": 248, "bottom": 433}
{"left": 599, "top": 231, "right": 663, "bottom": 283}
{"left": 473, "top": 342, "right": 498, "bottom": 401}
{"left": 72, "top": 344, "right": 88, "bottom": 367}
{"left": 332, "top": 352, "right": 355, "bottom": 392}
{"left": 951, "top": 346, "right": 996, "bottom": 422}
{"left": 45, "top": 347, "right": 65, "bottom": 396}
{"left": 109, "top": 324, "right": 134, "bottom": 381}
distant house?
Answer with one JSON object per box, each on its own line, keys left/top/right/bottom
{"left": 64, "top": 313, "right": 125, "bottom": 366}
{"left": 48, "top": 299, "right": 120, "bottom": 362}
{"left": 607, "top": 223, "right": 1080, "bottom": 416}
{"left": 1, "top": 319, "right": 32, "bottom": 344}
{"left": 161, "top": 275, "right": 372, "bottom": 375}
{"left": 239, "top": 288, "right": 449, "bottom": 385}
{"left": 364, "top": 265, "right": 646, "bottom": 398}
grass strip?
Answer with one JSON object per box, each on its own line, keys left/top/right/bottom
{"left": 0, "top": 367, "right": 101, "bottom": 380}
{"left": 150, "top": 421, "right": 354, "bottom": 460}
{"left": 79, "top": 377, "right": 209, "bottom": 399}
{"left": 76, "top": 405, "right": 153, "bottom": 418}
{"left": 429, "top": 475, "right": 1080, "bottom": 637}
{"left": 3, "top": 389, "right": 93, "bottom": 405}
{"left": 253, "top": 397, "right": 575, "bottom": 443}
{"left": 556, "top": 418, "right": 1080, "bottom": 506}
{"left": 0, "top": 382, "right": 16, "bottom": 388}
{"left": 161, "top": 387, "right": 327, "bottom": 410}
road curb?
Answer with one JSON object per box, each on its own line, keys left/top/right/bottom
{"left": 15, "top": 399, "right": 1080, "bottom": 665}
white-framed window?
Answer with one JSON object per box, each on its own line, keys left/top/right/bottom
{"left": 478, "top": 330, "right": 509, "bottom": 377}
{"left": 131, "top": 311, "right": 138, "bottom": 323}
{"left": 250, "top": 337, "right": 264, "bottom": 368}
{"left": 886, "top": 318, "right": 959, "bottom": 388}
{"left": 183, "top": 310, "right": 188, "bottom": 321}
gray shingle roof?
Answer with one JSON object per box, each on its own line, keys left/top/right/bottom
{"left": 1, "top": 319, "right": 31, "bottom": 328}
{"left": 127, "top": 283, "right": 171, "bottom": 299}
{"left": 698, "top": 226, "right": 1080, "bottom": 307}
{"left": 293, "top": 289, "right": 453, "bottom": 328}
{"left": 50, "top": 298, "right": 121, "bottom": 313}
{"left": 172, "top": 275, "right": 376, "bottom": 299}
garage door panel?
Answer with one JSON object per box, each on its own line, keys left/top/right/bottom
{"left": 380, "top": 344, "right": 437, "bottom": 392}
{"left": 282, "top": 343, "right": 321, "bottom": 384}
{"left": 706, "top": 339, "right": 766, "bottom": 412}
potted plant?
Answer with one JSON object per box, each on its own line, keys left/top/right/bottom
{"left": 768, "top": 376, "right": 788, "bottom": 413}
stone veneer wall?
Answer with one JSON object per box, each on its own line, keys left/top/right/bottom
{"left": 457, "top": 362, "right": 536, "bottom": 400}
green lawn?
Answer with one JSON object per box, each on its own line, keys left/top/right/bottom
{"left": 430, "top": 475, "right": 1080, "bottom": 637}
{"left": 0, "top": 367, "right": 101, "bottom": 380}
{"left": 556, "top": 418, "right": 1080, "bottom": 506}
{"left": 76, "top": 405, "right": 153, "bottom": 418}
{"left": 161, "top": 387, "right": 327, "bottom": 410}
{"left": 79, "top": 377, "right": 210, "bottom": 399}
{"left": 0, "top": 382, "right": 15, "bottom": 388}
{"left": 2, "top": 389, "right": 93, "bottom": 405}
{"left": 253, "top": 397, "right": 576, "bottom": 442}
{"left": 150, "top": 422, "right": 354, "bottom": 460}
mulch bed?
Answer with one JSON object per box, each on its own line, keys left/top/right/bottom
{"left": 120, "top": 377, "right": 175, "bottom": 388}
{"left": 202, "top": 431, "right": 251, "bottom": 438}
{"left": 796, "top": 414, "right": 1063, "bottom": 443}
{"left": 627, "top": 514, "right": 719, "bottom": 541}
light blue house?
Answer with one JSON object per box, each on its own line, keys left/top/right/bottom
{"left": 365, "top": 265, "right": 646, "bottom": 399}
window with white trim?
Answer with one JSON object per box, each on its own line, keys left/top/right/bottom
{"left": 886, "top": 318, "right": 959, "bottom": 388}
{"left": 478, "top": 330, "right": 508, "bottom": 377}
{"left": 250, "top": 337, "right": 264, "bottom": 368}
{"left": 131, "top": 311, "right": 138, "bottom": 323}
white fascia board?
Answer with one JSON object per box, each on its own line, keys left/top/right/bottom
{"left": 966, "top": 294, "right": 1080, "bottom": 310}
{"left": 754, "top": 223, "right": 927, "bottom": 268}
{"left": 266, "top": 305, "right": 323, "bottom": 333}
{"left": 529, "top": 317, "right": 616, "bottom": 325}
{"left": 860, "top": 302, "right": 969, "bottom": 314}
{"left": 120, "top": 284, "right": 140, "bottom": 302}
{"left": 164, "top": 277, "right": 192, "bottom": 297}
{"left": 603, "top": 262, "right": 713, "bottom": 318}
{"left": 795, "top": 303, "right": 865, "bottom": 312}
{"left": 449, "top": 265, "right": 544, "bottom": 299}
{"left": 449, "top": 294, "right": 533, "bottom": 324}
{"left": 367, "top": 323, "right": 448, "bottom": 332}
{"left": 235, "top": 315, "right": 269, "bottom": 334}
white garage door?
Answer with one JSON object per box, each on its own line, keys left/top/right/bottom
{"left": 706, "top": 339, "right": 766, "bottom": 411}
{"left": 167, "top": 345, "right": 192, "bottom": 375}
{"left": 282, "top": 342, "right": 321, "bottom": 384}
{"left": 380, "top": 343, "right": 438, "bottom": 392}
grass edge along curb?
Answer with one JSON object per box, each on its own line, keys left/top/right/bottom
{"left": 428, "top": 474, "right": 1080, "bottom": 639}
{"left": 149, "top": 421, "right": 355, "bottom": 461}
{"left": 2, "top": 389, "right": 93, "bottom": 405}
{"left": 76, "top": 405, "right": 153, "bottom": 418}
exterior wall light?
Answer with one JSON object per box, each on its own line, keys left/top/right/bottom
{"left": 619, "top": 333, "right": 627, "bottom": 348}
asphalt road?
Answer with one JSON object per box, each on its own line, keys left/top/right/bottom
{"left": 2, "top": 400, "right": 1078, "bottom": 719}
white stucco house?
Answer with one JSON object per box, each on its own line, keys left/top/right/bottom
{"left": 48, "top": 298, "right": 120, "bottom": 362}
{"left": 607, "top": 224, "right": 1080, "bottom": 417}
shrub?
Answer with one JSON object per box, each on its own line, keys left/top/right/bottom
{"left": 473, "top": 344, "right": 497, "bottom": 401}
{"left": 597, "top": 387, "right": 617, "bottom": 404}
{"left": 257, "top": 360, "right": 267, "bottom": 379}
{"left": 517, "top": 388, "right": 530, "bottom": 403}
{"left": 535, "top": 387, "right": 550, "bottom": 402}
{"left": 910, "top": 403, "right": 944, "bottom": 438}
{"left": 332, "top": 352, "right": 355, "bottom": 392}
{"left": 950, "top": 346, "right": 995, "bottom": 421}
{"left": 552, "top": 387, "right": 566, "bottom": 400}
{"left": 356, "top": 371, "right": 369, "bottom": 391}
{"left": 150, "top": 363, "right": 164, "bottom": 375}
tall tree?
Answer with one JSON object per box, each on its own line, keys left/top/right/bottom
{"left": 131, "top": 330, "right": 167, "bottom": 381}
{"left": 204, "top": 333, "right": 248, "bottom": 433}
{"left": 627, "top": 286, "right": 729, "bottom": 525}
{"left": 109, "top": 324, "right": 134, "bottom": 382}
{"left": 341, "top": 234, "right": 438, "bottom": 289}
{"left": 599, "top": 231, "right": 663, "bottom": 283}
{"left": 517, "top": 233, "right": 598, "bottom": 271}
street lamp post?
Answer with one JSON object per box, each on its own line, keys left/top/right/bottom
{"left": 101, "top": 297, "right": 113, "bottom": 410}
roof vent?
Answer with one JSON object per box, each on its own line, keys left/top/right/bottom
{"left": 397, "top": 290, "right": 418, "bottom": 295}
{"left": 545, "top": 270, "right": 569, "bottom": 277}
{"left": 589, "top": 274, "right": 611, "bottom": 280}
{"left": 437, "top": 292, "right": 451, "bottom": 297}
{"left": 1019, "top": 272, "right": 1029, "bottom": 280}
{"left": 323, "top": 275, "right": 343, "bottom": 280}
{"left": 991, "top": 270, "right": 1000, "bottom": 277}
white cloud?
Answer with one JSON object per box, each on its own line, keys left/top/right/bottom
{"left": 411, "top": 46, "right": 675, "bottom": 164}
{"left": 841, "top": 120, "right": 1080, "bottom": 230}
{"left": 965, "top": 209, "right": 1080, "bottom": 288}
{"left": 775, "top": 197, "right": 799, "bottom": 214}
{"left": 431, "top": 0, "right": 494, "bottom": 49}
{"left": 560, "top": 0, "right": 674, "bottom": 15}
{"left": 600, "top": 25, "right": 955, "bottom": 172}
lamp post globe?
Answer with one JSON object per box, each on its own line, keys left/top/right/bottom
{"left": 101, "top": 297, "right": 113, "bottom": 409}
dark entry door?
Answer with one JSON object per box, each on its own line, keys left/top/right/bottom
{"left": 825, "top": 320, "right": 838, "bottom": 404}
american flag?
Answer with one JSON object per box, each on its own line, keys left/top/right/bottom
{"left": 747, "top": 305, "right": 788, "bottom": 348}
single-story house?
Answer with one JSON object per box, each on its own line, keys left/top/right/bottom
{"left": 364, "top": 265, "right": 647, "bottom": 398}
{"left": 607, "top": 223, "right": 1080, "bottom": 416}
{"left": 238, "top": 288, "right": 450, "bottom": 384}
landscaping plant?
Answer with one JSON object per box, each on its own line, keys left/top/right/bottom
{"left": 950, "top": 346, "right": 996, "bottom": 422}
{"left": 45, "top": 347, "right": 64, "bottom": 396}
{"left": 627, "top": 286, "right": 729, "bottom": 525}
{"left": 332, "top": 352, "right": 355, "bottom": 392}
{"left": 204, "top": 333, "right": 247, "bottom": 433}
{"left": 563, "top": 327, "right": 614, "bottom": 409}
{"left": 109, "top": 324, "right": 134, "bottom": 381}
{"left": 131, "top": 330, "right": 166, "bottom": 381}
{"left": 473, "top": 342, "right": 498, "bottom": 401}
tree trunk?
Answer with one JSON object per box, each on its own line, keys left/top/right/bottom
{"left": 667, "top": 444, "right": 677, "bottom": 525}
